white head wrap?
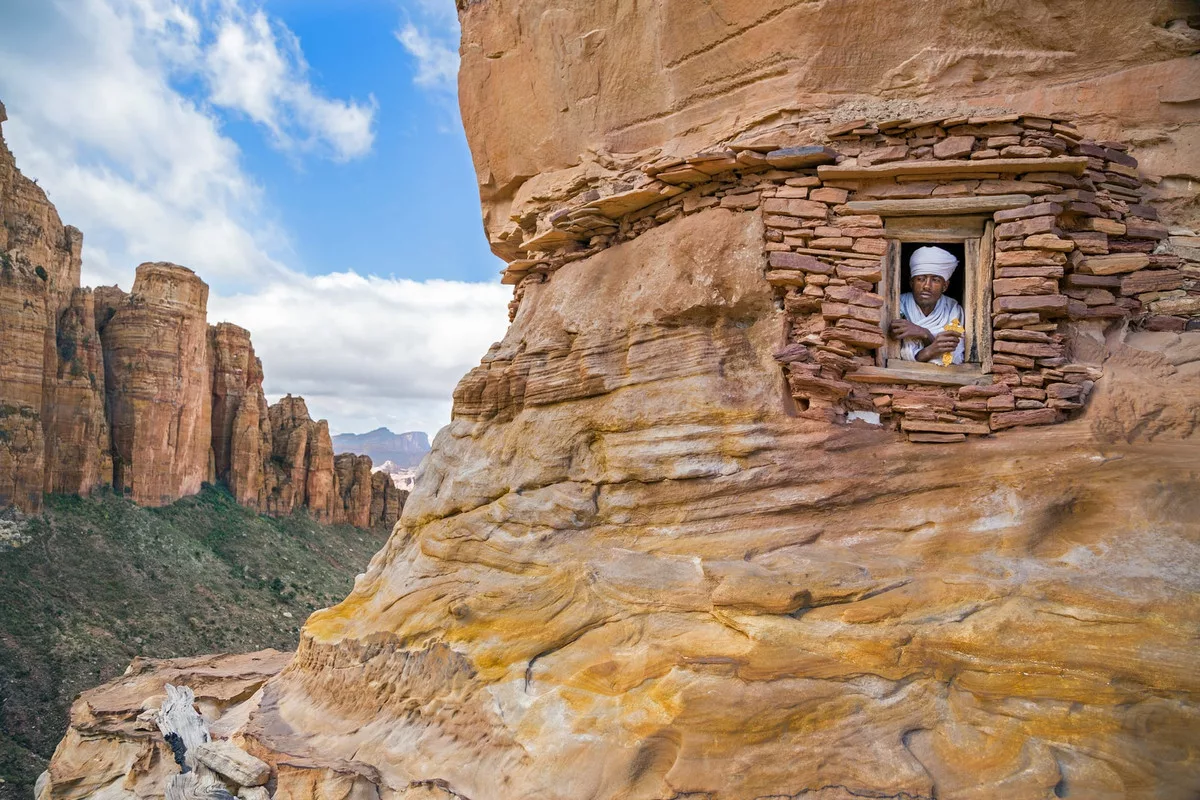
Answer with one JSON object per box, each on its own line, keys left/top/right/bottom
{"left": 909, "top": 246, "right": 958, "bottom": 282}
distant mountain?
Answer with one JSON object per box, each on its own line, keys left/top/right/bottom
{"left": 373, "top": 460, "right": 418, "bottom": 491}
{"left": 332, "top": 428, "right": 430, "bottom": 468}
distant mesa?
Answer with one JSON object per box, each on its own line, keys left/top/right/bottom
{"left": 332, "top": 427, "right": 430, "bottom": 468}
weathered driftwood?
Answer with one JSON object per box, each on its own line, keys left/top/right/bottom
{"left": 194, "top": 740, "right": 270, "bottom": 787}
{"left": 34, "top": 769, "right": 51, "bottom": 800}
{"left": 156, "top": 684, "right": 211, "bottom": 771}
{"left": 166, "top": 770, "right": 237, "bottom": 800}
{"left": 155, "top": 684, "right": 273, "bottom": 798}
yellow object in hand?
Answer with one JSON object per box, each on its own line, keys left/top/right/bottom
{"left": 941, "top": 318, "right": 964, "bottom": 366}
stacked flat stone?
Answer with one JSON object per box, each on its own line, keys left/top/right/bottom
{"left": 498, "top": 113, "right": 1200, "bottom": 441}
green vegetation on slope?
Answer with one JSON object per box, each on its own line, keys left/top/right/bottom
{"left": 0, "top": 485, "right": 390, "bottom": 800}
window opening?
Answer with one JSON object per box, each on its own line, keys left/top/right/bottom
{"left": 880, "top": 218, "right": 994, "bottom": 371}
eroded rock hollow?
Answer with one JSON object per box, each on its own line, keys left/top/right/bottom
{"left": 44, "top": 3, "right": 1200, "bottom": 800}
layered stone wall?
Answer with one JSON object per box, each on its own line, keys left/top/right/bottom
{"left": 459, "top": 1, "right": 1200, "bottom": 255}
{"left": 482, "top": 113, "right": 1199, "bottom": 444}
{"left": 36, "top": 4, "right": 1200, "bottom": 799}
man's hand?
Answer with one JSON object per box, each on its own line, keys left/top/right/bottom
{"left": 889, "top": 319, "right": 932, "bottom": 344}
{"left": 916, "top": 331, "right": 962, "bottom": 362}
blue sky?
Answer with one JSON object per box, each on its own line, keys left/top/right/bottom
{"left": 0, "top": 0, "right": 511, "bottom": 436}
{"left": 225, "top": 0, "right": 496, "bottom": 284}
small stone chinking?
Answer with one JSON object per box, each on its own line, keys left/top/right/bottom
{"left": 499, "top": 113, "right": 1199, "bottom": 443}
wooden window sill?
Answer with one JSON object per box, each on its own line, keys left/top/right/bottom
{"left": 847, "top": 362, "right": 989, "bottom": 387}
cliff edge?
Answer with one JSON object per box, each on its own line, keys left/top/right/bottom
{"left": 40, "top": 4, "right": 1200, "bottom": 800}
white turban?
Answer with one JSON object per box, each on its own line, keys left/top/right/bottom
{"left": 910, "top": 246, "right": 958, "bottom": 281}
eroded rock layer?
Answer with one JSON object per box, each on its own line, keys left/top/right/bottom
{"left": 0, "top": 101, "right": 94, "bottom": 511}
{"left": 40, "top": 4, "right": 1200, "bottom": 798}
{"left": 459, "top": 1, "right": 1200, "bottom": 259}
{"left": 46, "top": 207, "right": 1200, "bottom": 800}
{"left": 101, "top": 262, "right": 214, "bottom": 506}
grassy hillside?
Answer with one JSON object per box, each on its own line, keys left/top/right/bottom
{"left": 0, "top": 486, "right": 391, "bottom": 800}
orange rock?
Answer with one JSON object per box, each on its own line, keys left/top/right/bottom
{"left": 42, "top": 288, "right": 111, "bottom": 496}
{"left": 0, "top": 109, "right": 100, "bottom": 510}
{"left": 369, "top": 469, "right": 405, "bottom": 530}
{"left": 266, "top": 395, "right": 338, "bottom": 523}
{"left": 100, "top": 263, "right": 212, "bottom": 506}
{"left": 209, "top": 322, "right": 272, "bottom": 510}
{"left": 334, "top": 453, "right": 373, "bottom": 528}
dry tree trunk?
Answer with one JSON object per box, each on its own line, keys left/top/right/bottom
{"left": 156, "top": 684, "right": 236, "bottom": 800}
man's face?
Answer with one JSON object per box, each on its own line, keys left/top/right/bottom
{"left": 910, "top": 273, "right": 947, "bottom": 307}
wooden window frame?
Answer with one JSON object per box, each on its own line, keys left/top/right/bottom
{"left": 878, "top": 215, "right": 994, "bottom": 372}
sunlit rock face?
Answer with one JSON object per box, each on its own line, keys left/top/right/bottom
{"left": 0, "top": 104, "right": 104, "bottom": 511}
{"left": 101, "top": 262, "right": 214, "bottom": 506}
{"left": 234, "top": 206, "right": 1199, "bottom": 799}
{"left": 458, "top": 0, "right": 1200, "bottom": 256}
{"left": 42, "top": 3, "right": 1200, "bottom": 800}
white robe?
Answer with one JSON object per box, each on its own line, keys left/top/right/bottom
{"left": 898, "top": 293, "right": 966, "bottom": 364}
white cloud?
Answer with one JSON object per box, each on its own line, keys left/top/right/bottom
{"left": 0, "top": 0, "right": 286, "bottom": 289}
{"left": 205, "top": 4, "right": 377, "bottom": 160}
{"left": 210, "top": 273, "right": 512, "bottom": 436}
{"left": 395, "top": 19, "right": 459, "bottom": 93}
{"left": 0, "top": 0, "right": 503, "bottom": 438}
{"left": 0, "top": 0, "right": 375, "bottom": 290}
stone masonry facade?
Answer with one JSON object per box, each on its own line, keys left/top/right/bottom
{"left": 499, "top": 113, "right": 1200, "bottom": 443}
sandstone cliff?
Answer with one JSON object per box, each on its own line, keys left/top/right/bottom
{"left": 39, "top": 6, "right": 1200, "bottom": 798}
{"left": 0, "top": 101, "right": 97, "bottom": 511}
{"left": 42, "top": 288, "right": 112, "bottom": 496}
{"left": 370, "top": 469, "right": 407, "bottom": 529}
{"left": 0, "top": 105, "right": 397, "bottom": 527}
{"left": 459, "top": 0, "right": 1200, "bottom": 259}
{"left": 101, "top": 262, "right": 213, "bottom": 506}
{"left": 210, "top": 322, "right": 274, "bottom": 510}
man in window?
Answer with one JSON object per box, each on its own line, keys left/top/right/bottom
{"left": 888, "top": 245, "right": 965, "bottom": 364}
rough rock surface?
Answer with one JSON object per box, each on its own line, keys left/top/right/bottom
{"left": 369, "top": 470, "right": 406, "bottom": 530}
{"left": 334, "top": 453, "right": 374, "bottom": 529}
{"left": 0, "top": 107, "right": 389, "bottom": 527}
{"left": 0, "top": 104, "right": 94, "bottom": 511}
{"left": 43, "top": 651, "right": 290, "bottom": 800}
{"left": 210, "top": 323, "right": 274, "bottom": 510}
{"left": 47, "top": 208, "right": 1200, "bottom": 800}
{"left": 266, "top": 396, "right": 339, "bottom": 523}
{"left": 42, "top": 288, "right": 112, "bottom": 496}
{"left": 101, "top": 262, "right": 213, "bottom": 506}
{"left": 38, "top": 5, "right": 1200, "bottom": 797}
{"left": 459, "top": 0, "right": 1200, "bottom": 256}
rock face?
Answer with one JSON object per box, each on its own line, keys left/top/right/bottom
{"left": 42, "top": 288, "right": 112, "bottom": 496}
{"left": 265, "top": 395, "right": 337, "bottom": 523}
{"left": 0, "top": 108, "right": 394, "bottom": 528}
{"left": 369, "top": 469, "right": 407, "bottom": 529}
{"left": 459, "top": 0, "right": 1200, "bottom": 257}
{"left": 39, "top": 6, "right": 1200, "bottom": 798}
{"left": 44, "top": 651, "right": 290, "bottom": 800}
{"left": 333, "top": 453, "right": 374, "bottom": 528}
{"left": 101, "top": 263, "right": 213, "bottom": 506}
{"left": 0, "top": 103, "right": 98, "bottom": 511}
{"left": 45, "top": 214, "right": 1200, "bottom": 798}
{"left": 210, "top": 322, "right": 274, "bottom": 510}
